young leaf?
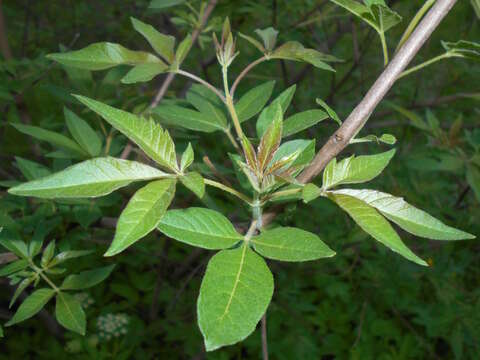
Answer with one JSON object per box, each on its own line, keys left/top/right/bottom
{"left": 55, "top": 292, "right": 86, "bottom": 335}
{"left": 315, "top": 98, "right": 341, "bottom": 125}
{"left": 332, "top": 189, "right": 475, "bottom": 240}
{"left": 74, "top": 95, "right": 178, "bottom": 171}
{"left": 15, "top": 157, "right": 51, "bottom": 180}
{"left": 180, "top": 172, "right": 205, "bottom": 199}
{"left": 154, "top": 104, "right": 227, "bottom": 133}
{"left": 238, "top": 32, "right": 265, "bottom": 53}
{"left": 12, "top": 123, "right": 88, "bottom": 158}
{"left": 61, "top": 264, "right": 116, "bottom": 290}
{"left": 252, "top": 227, "right": 335, "bottom": 261}
{"left": 49, "top": 249, "right": 94, "bottom": 267}
{"left": 283, "top": 109, "right": 328, "bottom": 137}
{"left": 235, "top": 81, "right": 275, "bottom": 123}
{"left": 180, "top": 143, "right": 194, "bottom": 171}
{"left": 64, "top": 107, "right": 102, "bottom": 157}
{"left": 270, "top": 139, "right": 315, "bottom": 169}
{"left": 47, "top": 42, "right": 162, "bottom": 70}
{"left": 131, "top": 17, "right": 175, "bottom": 62}
{"left": 41, "top": 241, "right": 56, "bottom": 267}
{"left": 198, "top": 245, "right": 274, "bottom": 351}
{"left": 8, "top": 157, "right": 168, "bottom": 199}
{"left": 121, "top": 63, "right": 168, "bottom": 84}
{"left": 271, "top": 41, "right": 336, "bottom": 71}
{"left": 257, "top": 104, "right": 283, "bottom": 171}
{"left": 302, "top": 183, "right": 323, "bottom": 203}
{"left": 350, "top": 133, "right": 396, "bottom": 145}
{"left": 186, "top": 91, "right": 227, "bottom": 128}
{"left": 328, "top": 192, "right": 427, "bottom": 266}
{"left": 0, "top": 237, "right": 28, "bottom": 259}
{"left": 105, "top": 179, "right": 176, "bottom": 256}
{"left": 442, "top": 40, "right": 480, "bottom": 60}
{"left": 171, "top": 34, "right": 192, "bottom": 70}
{"left": 6, "top": 289, "right": 56, "bottom": 326}
{"left": 157, "top": 207, "right": 243, "bottom": 249}
{"left": 322, "top": 149, "right": 395, "bottom": 190}
{"left": 254, "top": 27, "right": 279, "bottom": 52}
{"left": 256, "top": 84, "right": 296, "bottom": 137}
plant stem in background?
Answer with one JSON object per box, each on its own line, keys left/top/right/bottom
{"left": 230, "top": 56, "right": 268, "bottom": 96}
{"left": 176, "top": 69, "right": 226, "bottom": 102}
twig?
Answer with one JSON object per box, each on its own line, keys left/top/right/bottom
{"left": 261, "top": 313, "right": 269, "bottom": 360}
{"left": 203, "top": 155, "right": 233, "bottom": 187}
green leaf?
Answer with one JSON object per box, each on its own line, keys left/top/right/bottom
{"left": 64, "top": 107, "right": 102, "bottom": 157}
{"left": 283, "top": 109, "right": 328, "bottom": 137}
{"left": 55, "top": 292, "right": 86, "bottom": 335}
{"left": 442, "top": 40, "right": 480, "bottom": 60}
{"left": 8, "top": 157, "right": 168, "bottom": 199}
{"left": 105, "top": 179, "right": 176, "bottom": 256}
{"left": 385, "top": 102, "right": 428, "bottom": 130}
{"left": 330, "top": 0, "right": 402, "bottom": 35}
{"left": 271, "top": 41, "right": 336, "bottom": 71}
{"left": 11, "top": 123, "right": 87, "bottom": 158}
{"left": 257, "top": 104, "right": 283, "bottom": 171}
{"left": 0, "top": 236, "right": 28, "bottom": 259}
{"left": 49, "top": 249, "right": 95, "bottom": 267}
{"left": 154, "top": 104, "right": 226, "bottom": 133}
{"left": 131, "top": 17, "right": 175, "bottom": 62}
{"left": 180, "top": 172, "right": 205, "bottom": 199}
{"left": 15, "top": 157, "right": 51, "bottom": 180}
{"left": 270, "top": 139, "right": 315, "bottom": 169}
{"left": 47, "top": 42, "right": 161, "bottom": 70}
{"left": 322, "top": 149, "right": 395, "bottom": 190}
{"left": 0, "top": 325, "right": 3, "bottom": 337}
{"left": 328, "top": 192, "right": 427, "bottom": 266}
{"left": 180, "top": 143, "right": 194, "bottom": 171}
{"left": 158, "top": 207, "right": 242, "bottom": 249}
{"left": 315, "top": 98, "right": 341, "bottom": 125}
{"left": 198, "top": 245, "right": 274, "bottom": 351}
{"left": 41, "top": 241, "right": 56, "bottom": 267}
{"left": 254, "top": 27, "right": 279, "bottom": 52}
{"left": 6, "top": 289, "right": 56, "bottom": 326}
{"left": 302, "top": 183, "right": 323, "bottom": 203}
{"left": 186, "top": 90, "right": 227, "bottom": 129}
{"left": 235, "top": 81, "right": 275, "bottom": 123}
{"left": 0, "top": 259, "right": 28, "bottom": 277}
{"left": 121, "top": 63, "right": 168, "bottom": 84}
{"left": 149, "top": 0, "right": 186, "bottom": 9}
{"left": 256, "top": 84, "right": 296, "bottom": 137}
{"left": 171, "top": 34, "right": 192, "bottom": 70}
{"left": 61, "top": 264, "right": 115, "bottom": 290}
{"left": 238, "top": 32, "right": 265, "bottom": 53}
{"left": 10, "top": 278, "right": 35, "bottom": 308}
{"left": 332, "top": 189, "right": 475, "bottom": 240}
{"left": 252, "top": 227, "right": 335, "bottom": 261}
{"left": 75, "top": 95, "right": 178, "bottom": 171}
{"left": 466, "top": 165, "right": 480, "bottom": 202}
{"left": 351, "top": 133, "right": 397, "bottom": 145}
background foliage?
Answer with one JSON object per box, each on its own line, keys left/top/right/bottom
{"left": 1, "top": 0, "right": 479, "bottom": 358}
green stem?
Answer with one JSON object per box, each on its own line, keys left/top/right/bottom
{"left": 222, "top": 66, "right": 245, "bottom": 139}
{"left": 397, "top": 52, "right": 457, "bottom": 80}
{"left": 395, "top": 0, "right": 437, "bottom": 53}
{"left": 230, "top": 56, "right": 267, "bottom": 96}
{"left": 225, "top": 128, "right": 241, "bottom": 152}
{"left": 29, "top": 260, "right": 60, "bottom": 293}
{"left": 176, "top": 69, "right": 226, "bottom": 103}
{"left": 380, "top": 32, "right": 389, "bottom": 66}
{"left": 204, "top": 178, "right": 252, "bottom": 205}
{"left": 264, "top": 187, "right": 302, "bottom": 202}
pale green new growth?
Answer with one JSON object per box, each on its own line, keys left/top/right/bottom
{"left": 198, "top": 245, "right": 274, "bottom": 351}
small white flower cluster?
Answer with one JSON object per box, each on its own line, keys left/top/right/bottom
{"left": 74, "top": 292, "right": 95, "bottom": 309}
{"left": 96, "top": 313, "right": 129, "bottom": 341}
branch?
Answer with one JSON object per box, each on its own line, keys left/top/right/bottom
{"left": 298, "top": 0, "right": 458, "bottom": 183}
{"left": 263, "top": 0, "right": 458, "bottom": 226}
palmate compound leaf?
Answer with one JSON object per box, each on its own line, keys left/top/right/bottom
{"left": 8, "top": 157, "right": 169, "bottom": 199}
{"left": 332, "top": 189, "right": 475, "bottom": 240}
{"left": 6, "top": 288, "right": 56, "bottom": 326}
{"left": 74, "top": 95, "right": 178, "bottom": 172}
{"left": 47, "top": 42, "right": 163, "bottom": 70}
{"left": 55, "top": 292, "right": 86, "bottom": 335}
{"left": 157, "top": 207, "right": 243, "bottom": 249}
{"left": 198, "top": 244, "right": 274, "bottom": 351}
{"left": 252, "top": 227, "right": 335, "bottom": 261}
{"left": 323, "top": 149, "right": 395, "bottom": 190}
{"left": 105, "top": 179, "right": 176, "bottom": 256}
{"left": 328, "top": 192, "right": 427, "bottom": 266}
